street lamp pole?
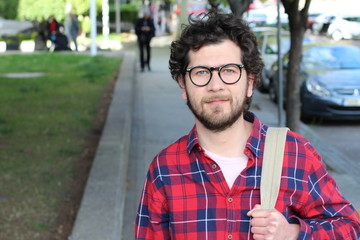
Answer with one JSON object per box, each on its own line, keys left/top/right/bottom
{"left": 90, "top": 0, "right": 97, "bottom": 56}
{"left": 102, "top": 0, "right": 110, "bottom": 48}
{"left": 277, "top": 0, "right": 284, "bottom": 127}
{"left": 115, "top": 0, "right": 121, "bottom": 33}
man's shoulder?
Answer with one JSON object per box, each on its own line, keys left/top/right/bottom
{"left": 285, "top": 129, "right": 313, "bottom": 146}
{"left": 150, "top": 134, "right": 189, "bottom": 162}
{"left": 146, "top": 134, "right": 192, "bottom": 179}
{"left": 156, "top": 134, "right": 189, "bottom": 160}
{"left": 258, "top": 125, "right": 318, "bottom": 158}
{"left": 283, "top": 129, "right": 320, "bottom": 160}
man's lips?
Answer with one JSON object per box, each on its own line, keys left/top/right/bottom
{"left": 207, "top": 99, "right": 228, "bottom": 105}
{"left": 204, "top": 97, "right": 230, "bottom": 105}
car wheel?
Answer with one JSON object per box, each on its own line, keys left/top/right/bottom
{"left": 258, "top": 69, "right": 269, "bottom": 93}
{"left": 269, "top": 80, "right": 278, "bottom": 103}
{"left": 331, "top": 30, "right": 343, "bottom": 41}
{"left": 300, "top": 105, "right": 314, "bottom": 123}
{"left": 300, "top": 112, "right": 312, "bottom": 123}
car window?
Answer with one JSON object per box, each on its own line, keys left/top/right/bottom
{"left": 333, "top": 47, "right": 360, "bottom": 69}
{"left": 303, "top": 46, "right": 360, "bottom": 70}
{"left": 303, "top": 48, "right": 337, "bottom": 69}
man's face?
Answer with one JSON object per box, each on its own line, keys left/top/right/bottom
{"left": 179, "top": 39, "right": 254, "bottom": 132}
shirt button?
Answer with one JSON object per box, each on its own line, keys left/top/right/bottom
{"left": 212, "top": 164, "right": 217, "bottom": 169}
{"left": 228, "top": 197, "right": 233, "bottom": 203}
{"left": 228, "top": 234, "right": 233, "bottom": 239}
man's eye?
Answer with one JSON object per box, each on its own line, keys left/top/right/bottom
{"left": 195, "top": 70, "right": 209, "bottom": 75}
{"left": 223, "top": 68, "right": 235, "bottom": 73}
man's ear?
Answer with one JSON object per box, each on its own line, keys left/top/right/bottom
{"left": 247, "top": 74, "right": 255, "bottom": 97}
{"left": 178, "top": 76, "right": 187, "bottom": 100}
{"left": 178, "top": 75, "right": 185, "bottom": 89}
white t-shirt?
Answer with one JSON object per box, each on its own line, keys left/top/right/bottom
{"left": 204, "top": 148, "right": 248, "bottom": 189}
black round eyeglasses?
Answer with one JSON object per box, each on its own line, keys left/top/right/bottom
{"left": 185, "top": 63, "right": 245, "bottom": 87}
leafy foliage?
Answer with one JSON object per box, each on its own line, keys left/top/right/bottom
{"left": 119, "top": 3, "right": 139, "bottom": 22}
{"left": 17, "top": 0, "right": 65, "bottom": 21}
{"left": 0, "top": 0, "right": 19, "bottom": 19}
{"left": 100, "top": 3, "right": 139, "bottom": 23}
{"left": 1, "top": 0, "right": 103, "bottom": 22}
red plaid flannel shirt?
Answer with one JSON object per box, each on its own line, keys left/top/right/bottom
{"left": 135, "top": 112, "right": 360, "bottom": 239}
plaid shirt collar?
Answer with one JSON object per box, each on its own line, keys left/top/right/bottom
{"left": 186, "top": 111, "right": 265, "bottom": 159}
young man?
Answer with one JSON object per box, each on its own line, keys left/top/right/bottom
{"left": 135, "top": 11, "right": 360, "bottom": 239}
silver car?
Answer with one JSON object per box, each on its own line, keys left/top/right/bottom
{"left": 252, "top": 27, "right": 290, "bottom": 92}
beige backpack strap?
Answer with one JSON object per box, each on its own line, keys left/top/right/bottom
{"left": 260, "top": 127, "right": 289, "bottom": 210}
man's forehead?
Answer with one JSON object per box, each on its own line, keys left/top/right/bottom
{"left": 187, "top": 40, "right": 242, "bottom": 66}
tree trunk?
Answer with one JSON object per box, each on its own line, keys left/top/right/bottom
{"left": 208, "top": 0, "right": 220, "bottom": 11}
{"left": 286, "top": 25, "right": 304, "bottom": 132}
{"left": 281, "top": 0, "right": 311, "bottom": 132}
{"left": 227, "top": 0, "right": 253, "bottom": 17}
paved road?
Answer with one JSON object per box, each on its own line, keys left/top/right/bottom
{"left": 308, "top": 120, "right": 360, "bottom": 162}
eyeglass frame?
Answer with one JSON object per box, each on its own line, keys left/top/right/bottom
{"left": 185, "top": 63, "right": 245, "bottom": 87}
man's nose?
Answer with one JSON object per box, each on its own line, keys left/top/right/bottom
{"left": 206, "top": 70, "right": 224, "bottom": 91}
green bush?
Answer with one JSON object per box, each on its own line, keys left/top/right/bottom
{"left": 30, "top": 31, "right": 38, "bottom": 41}
{"left": 78, "top": 15, "right": 91, "bottom": 35}
{"left": 120, "top": 3, "right": 139, "bottom": 23}
{"left": 99, "top": 3, "right": 139, "bottom": 24}
{"left": 0, "top": 0, "right": 18, "bottom": 19}
{"left": 1, "top": 34, "right": 20, "bottom": 44}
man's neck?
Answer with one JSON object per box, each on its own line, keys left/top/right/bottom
{"left": 195, "top": 116, "right": 253, "bottom": 158}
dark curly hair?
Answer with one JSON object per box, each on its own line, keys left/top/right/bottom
{"left": 169, "top": 11, "right": 264, "bottom": 89}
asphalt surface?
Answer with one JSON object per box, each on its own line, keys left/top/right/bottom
{"left": 70, "top": 35, "right": 360, "bottom": 240}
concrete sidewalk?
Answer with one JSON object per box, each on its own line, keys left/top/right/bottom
{"left": 70, "top": 36, "right": 359, "bottom": 240}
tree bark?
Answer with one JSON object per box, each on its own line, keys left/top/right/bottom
{"left": 227, "top": 0, "right": 253, "bottom": 17}
{"left": 281, "top": 0, "right": 311, "bottom": 132}
{"left": 208, "top": 0, "right": 220, "bottom": 11}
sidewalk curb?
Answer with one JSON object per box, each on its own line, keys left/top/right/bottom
{"left": 70, "top": 51, "right": 136, "bottom": 240}
{"left": 299, "top": 122, "right": 360, "bottom": 181}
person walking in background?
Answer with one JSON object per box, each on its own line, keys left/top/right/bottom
{"left": 135, "top": 9, "right": 155, "bottom": 72}
{"left": 46, "top": 15, "right": 59, "bottom": 50}
{"left": 135, "top": 11, "right": 360, "bottom": 239}
{"left": 54, "top": 26, "right": 71, "bottom": 51}
{"left": 69, "top": 13, "right": 79, "bottom": 51}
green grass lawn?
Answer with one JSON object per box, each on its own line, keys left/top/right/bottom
{"left": 0, "top": 53, "right": 121, "bottom": 239}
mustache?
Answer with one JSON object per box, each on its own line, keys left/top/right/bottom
{"left": 202, "top": 95, "right": 231, "bottom": 102}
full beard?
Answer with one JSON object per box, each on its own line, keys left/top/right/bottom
{"left": 186, "top": 93, "right": 247, "bottom": 132}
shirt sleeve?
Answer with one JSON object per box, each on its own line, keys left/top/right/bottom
{"left": 290, "top": 144, "right": 360, "bottom": 239}
{"left": 135, "top": 160, "right": 170, "bottom": 240}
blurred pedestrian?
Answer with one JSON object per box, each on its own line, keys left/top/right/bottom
{"left": 54, "top": 27, "right": 71, "bottom": 51}
{"left": 46, "top": 15, "right": 59, "bottom": 50}
{"left": 38, "top": 18, "right": 47, "bottom": 44}
{"left": 69, "top": 13, "right": 79, "bottom": 51}
{"left": 135, "top": 10, "right": 156, "bottom": 72}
